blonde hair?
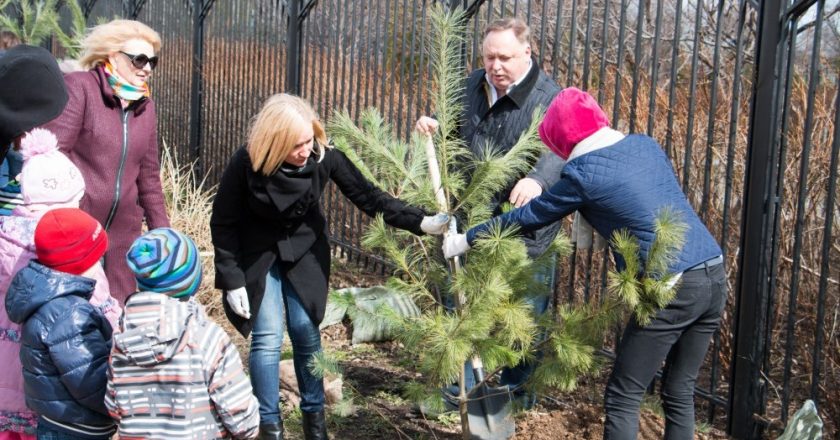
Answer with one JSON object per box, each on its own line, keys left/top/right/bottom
{"left": 483, "top": 18, "right": 531, "bottom": 47}
{"left": 78, "top": 20, "right": 161, "bottom": 70}
{"left": 247, "top": 94, "right": 328, "bottom": 176}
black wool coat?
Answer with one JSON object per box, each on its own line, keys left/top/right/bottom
{"left": 460, "top": 60, "right": 564, "bottom": 258}
{"left": 211, "top": 147, "right": 426, "bottom": 337}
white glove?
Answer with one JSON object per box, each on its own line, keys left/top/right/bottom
{"left": 226, "top": 287, "right": 251, "bottom": 319}
{"left": 420, "top": 213, "right": 450, "bottom": 235}
{"left": 442, "top": 233, "right": 470, "bottom": 259}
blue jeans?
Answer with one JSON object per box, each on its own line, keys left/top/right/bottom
{"left": 250, "top": 262, "right": 325, "bottom": 424}
{"left": 603, "top": 263, "right": 727, "bottom": 440}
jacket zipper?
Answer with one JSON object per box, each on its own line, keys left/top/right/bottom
{"left": 104, "top": 109, "right": 129, "bottom": 231}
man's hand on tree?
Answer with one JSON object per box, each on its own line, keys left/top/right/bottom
{"left": 509, "top": 177, "right": 542, "bottom": 208}
{"left": 415, "top": 116, "right": 440, "bottom": 136}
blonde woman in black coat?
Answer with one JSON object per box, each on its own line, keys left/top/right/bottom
{"left": 210, "top": 94, "right": 447, "bottom": 440}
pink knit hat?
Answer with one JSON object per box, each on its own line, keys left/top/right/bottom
{"left": 538, "top": 87, "right": 610, "bottom": 160}
{"left": 18, "top": 128, "right": 85, "bottom": 210}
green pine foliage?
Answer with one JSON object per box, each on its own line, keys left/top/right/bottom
{"left": 53, "top": 0, "right": 85, "bottom": 58}
{"left": 327, "top": 4, "right": 686, "bottom": 437}
{"left": 0, "top": 0, "right": 61, "bottom": 46}
{"left": 0, "top": 0, "right": 87, "bottom": 58}
{"left": 607, "top": 206, "right": 688, "bottom": 326}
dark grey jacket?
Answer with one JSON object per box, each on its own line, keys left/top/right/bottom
{"left": 459, "top": 60, "right": 564, "bottom": 257}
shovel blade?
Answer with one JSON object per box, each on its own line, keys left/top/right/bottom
{"left": 467, "top": 384, "right": 515, "bottom": 440}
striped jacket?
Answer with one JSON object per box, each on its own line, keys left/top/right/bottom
{"left": 105, "top": 292, "right": 259, "bottom": 439}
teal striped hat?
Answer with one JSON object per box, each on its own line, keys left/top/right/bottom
{"left": 126, "top": 228, "right": 202, "bottom": 298}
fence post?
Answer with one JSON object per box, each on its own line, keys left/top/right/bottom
{"left": 286, "top": 0, "right": 301, "bottom": 94}
{"left": 81, "top": 0, "right": 97, "bottom": 19}
{"left": 188, "top": 0, "right": 214, "bottom": 178}
{"left": 728, "top": 0, "right": 784, "bottom": 437}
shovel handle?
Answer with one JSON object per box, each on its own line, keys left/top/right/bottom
{"left": 424, "top": 135, "right": 448, "bottom": 212}
{"left": 424, "top": 135, "right": 463, "bottom": 274}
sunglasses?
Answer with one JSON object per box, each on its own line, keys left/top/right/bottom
{"left": 120, "top": 51, "right": 159, "bottom": 70}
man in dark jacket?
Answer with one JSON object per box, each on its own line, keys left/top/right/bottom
{"left": 415, "top": 17, "right": 564, "bottom": 407}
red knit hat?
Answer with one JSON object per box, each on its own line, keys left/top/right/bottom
{"left": 538, "top": 87, "right": 610, "bottom": 160}
{"left": 35, "top": 208, "right": 108, "bottom": 275}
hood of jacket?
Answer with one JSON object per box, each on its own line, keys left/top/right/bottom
{"left": 6, "top": 260, "right": 94, "bottom": 324}
{"left": 113, "top": 291, "right": 201, "bottom": 367}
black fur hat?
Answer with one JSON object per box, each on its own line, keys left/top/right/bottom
{"left": 0, "top": 45, "right": 68, "bottom": 150}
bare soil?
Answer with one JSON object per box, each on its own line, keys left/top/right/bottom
{"left": 267, "top": 261, "right": 730, "bottom": 440}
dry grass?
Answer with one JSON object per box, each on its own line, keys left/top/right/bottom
{"left": 158, "top": 142, "right": 246, "bottom": 349}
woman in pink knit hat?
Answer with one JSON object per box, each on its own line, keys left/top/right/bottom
{"left": 444, "top": 87, "right": 725, "bottom": 440}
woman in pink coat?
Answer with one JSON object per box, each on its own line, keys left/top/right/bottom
{"left": 43, "top": 19, "right": 169, "bottom": 303}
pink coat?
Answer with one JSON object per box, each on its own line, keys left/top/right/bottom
{"left": 42, "top": 67, "right": 170, "bottom": 303}
{"left": 0, "top": 214, "right": 119, "bottom": 436}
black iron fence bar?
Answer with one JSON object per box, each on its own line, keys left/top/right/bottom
{"left": 811, "top": 74, "right": 840, "bottom": 403}
{"left": 344, "top": 0, "right": 357, "bottom": 119}
{"left": 611, "top": 0, "right": 627, "bottom": 125}
{"left": 581, "top": 0, "right": 594, "bottom": 88}
{"left": 628, "top": 0, "right": 644, "bottom": 133}
{"left": 81, "top": 0, "right": 97, "bottom": 18}
{"left": 361, "top": 0, "right": 374, "bottom": 113}
{"left": 286, "top": 0, "right": 302, "bottom": 95}
{"left": 400, "top": 0, "right": 415, "bottom": 139}
{"left": 781, "top": 0, "right": 825, "bottom": 424}
{"left": 761, "top": 14, "right": 796, "bottom": 425}
{"left": 700, "top": 0, "right": 726, "bottom": 222}
{"left": 596, "top": 0, "right": 609, "bottom": 102}
{"left": 646, "top": 0, "right": 665, "bottom": 137}
{"left": 321, "top": 0, "right": 335, "bottom": 118}
{"left": 301, "top": 6, "right": 310, "bottom": 104}
{"left": 664, "top": 0, "right": 683, "bottom": 159}
{"left": 566, "top": 0, "right": 579, "bottom": 87}
{"left": 728, "top": 0, "right": 784, "bottom": 436}
{"left": 681, "top": 2, "right": 703, "bottom": 191}
{"left": 785, "top": 0, "right": 820, "bottom": 19}
{"left": 714, "top": 0, "right": 750, "bottom": 424}
{"left": 188, "top": 0, "right": 215, "bottom": 178}
{"left": 551, "top": 0, "right": 564, "bottom": 81}
{"left": 301, "top": 0, "right": 318, "bottom": 20}
{"left": 352, "top": 2, "right": 366, "bottom": 124}
{"left": 128, "top": 0, "right": 146, "bottom": 19}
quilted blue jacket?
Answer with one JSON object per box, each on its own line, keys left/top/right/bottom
{"left": 5, "top": 260, "right": 114, "bottom": 433}
{"left": 467, "top": 134, "right": 722, "bottom": 274}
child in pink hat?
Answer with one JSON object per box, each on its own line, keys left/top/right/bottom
{"left": 0, "top": 128, "right": 121, "bottom": 325}
{"left": 0, "top": 130, "right": 121, "bottom": 440}
{"left": 6, "top": 208, "right": 116, "bottom": 440}
{"left": 444, "top": 87, "right": 725, "bottom": 439}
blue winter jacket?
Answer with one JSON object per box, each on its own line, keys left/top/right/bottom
{"left": 5, "top": 260, "right": 114, "bottom": 433}
{"left": 467, "top": 134, "right": 722, "bottom": 274}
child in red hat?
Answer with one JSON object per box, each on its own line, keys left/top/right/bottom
{"left": 5, "top": 208, "right": 116, "bottom": 440}
{"left": 444, "top": 87, "right": 725, "bottom": 439}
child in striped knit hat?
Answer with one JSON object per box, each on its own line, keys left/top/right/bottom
{"left": 105, "top": 228, "right": 259, "bottom": 440}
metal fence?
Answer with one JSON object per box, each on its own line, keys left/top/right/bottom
{"left": 31, "top": 0, "right": 840, "bottom": 437}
